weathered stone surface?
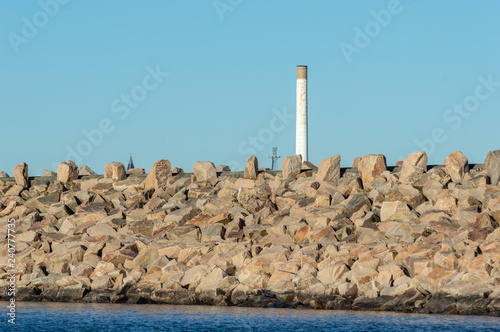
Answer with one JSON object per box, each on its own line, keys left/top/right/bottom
{"left": 42, "top": 169, "right": 56, "bottom": 176}
{"left": 400, "top": 151, "right": 427, "bottom": 184}
{"left": 282, "top": 155, "right": 302, "bottom": 179}
{"left": 145, "top": 159, "right": 171, "bottom": 190}
{"left": 380, "top": 201, "right": 411, "bottom": 221}
{"left": 104, "top": 162, "right": 126, "bottom": 181}
{"left": 87, "top": 223, "right": 117, "bottom": 237}
{"left": 12, "top": 162, "right": 29, "bottom": 188}
{"left": 79, "top": 165, "right": 97, "bottom": 176}
{"left": 302, "top": 161, "right": 318, "bottom": 170}
{"left": 194, "top": 161, "right": 217, "bottom": 184}
{"left": 57, "top": 161, "right": 79, "bottom": 183}
{"left": 485, "top": 150, "right": 500, "bottom": 185}
{"left": 0, "top": 170, "right": 10, "bottom": 177}
{"left": 352, "top": 157, "right": 362, "bottom": 168}
{"left": 443, "top": 151, "right": 469, "bottom": 183}
{"left": 216, "top": 165, "right": 231, "bottom": 172}
{"left": 358, "top": 154, "right": 386, "bottom": 189}
{"left": 244, "top": 155, "right": 258, "bottom": 180}
{"left": 316, "top": 155, "right": 341, "bottom": 182}
{"left": 128, "top": 168, "right": 145, "bottom": 174}
{"left": 317, "top": 263, "right": 349, "bottom": 285}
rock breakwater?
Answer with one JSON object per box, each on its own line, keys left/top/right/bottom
{"left": 1, "top": 151, "right": 500, "bottom": 316}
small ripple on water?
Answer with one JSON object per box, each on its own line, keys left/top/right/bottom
{"left": 1, "top": 302, "right": 499, "bottom": 332}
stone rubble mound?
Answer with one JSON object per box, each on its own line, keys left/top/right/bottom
{"left": 0, "top": 152, "right": 499, "bottom": 315}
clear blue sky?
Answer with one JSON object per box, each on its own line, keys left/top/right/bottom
{"left": 1, "top": 1, "right": 499, "bottom": 175}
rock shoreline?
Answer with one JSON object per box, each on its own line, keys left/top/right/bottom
{"left": 1, "top": 151, "right": 500, "bottom": 316}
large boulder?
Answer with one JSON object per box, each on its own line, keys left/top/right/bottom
{"left": 282, "top": 155, "right": 302, "bottom": 179}
{"left": 244, "top": 155, "right": 258, "bottom": 180}
{"left": 57, "top": 161, "right": 79, "bottom": 183}
{"left": 193, "top": 161, "right": 217, "bottom": 184}
{"left": 0, "top": 170, "right": 9, "bottom": 177}
{"left": 12, "top": 162, "right": 29, "bottom": 188}
{"left": 400, "top": 151, "right": 427, "bottom": 184}
{"left": 485, "top": 150, "right": 500, "bottom": 185}
{"left": 145, "top": 159, "right": 172, "bottom": 190}
{"left": 316, "top": 155, "right": 341, "bottom": 182}
{"left": 104, "top": 162, "right": 126, "bottom": 181}
{"left": 443, "top": 151, "right": 469, "bottom": 183}
{"left": 358, "top": 154, "right": 386, "bottom": 188}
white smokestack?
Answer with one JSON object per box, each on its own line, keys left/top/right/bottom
{"left": 296, "top": 65, "right": 308, "bottom": 161}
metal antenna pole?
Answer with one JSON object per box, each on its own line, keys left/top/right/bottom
{"left": 268, "top": 147, "right": 281, "bottom": 170}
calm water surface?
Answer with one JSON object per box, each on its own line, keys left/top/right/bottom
{"left": 2, "top": 302, "right": 499, "bottom": 331}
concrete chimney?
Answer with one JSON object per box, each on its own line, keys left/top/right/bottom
{"left": 296, "top": 65, "right": 308, "bottom": 161}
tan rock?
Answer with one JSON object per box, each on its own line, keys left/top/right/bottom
{"left": 56, "top": 161, "right": 79, "bottom": 183}
{"left": 196, "top": 267, "right": 227, "bottom": 294}
{"left": 316, "top": 155, "right": 341, "bottom": 182}
{"left": 128, "top": 168, "right": 145, "bottom": 174}
{"left": 293, "top": 225, "right": 311, "bottom": 243}
{"left": 17, "top": 230, "right": 38, "bottom": 242}
{"left": 351, "top": 267, "right": 378, "bottom": 286}
{"left": 434, "top": 194, "right": 457, "bottom": 214}
{"left": 317, "top": 263, "right": 349, "bottom": 285}
{"left": 42, "top": 169, "right": 56, "bottom": 176}
{"left": 400, "top": 151, "right": 427, "bottom": 184}
{"left": 282, "top": 155, "right": 302, "bottom": 179}
{"left": 423, "top": 180, "right": 444, "bottom": 203}
{"left": 216, "top": 165, "right": 231, "bottom": 172}
{"left": 314, "top": 194, "right": 331, "bottom": 208}
{"left": 338, "top": 282, "right": 358, "bottom": 298}
{"left": 485, "top": 150, "right": 500, "bottom": 185}
{"left": 244, "top": 155, "right": 258, "bottom": 180}
{"left": 180, "top": 265, "right": 207, "bottom": 289}
{"left": 343, "top": 193, "right": 371, "bottom": 218}
{"left": 12, "top": 162, "right": 29, "bottom": 188}
{"left": 380, "top": 201, "right": 410, "bottom": 221}
{"left": 398, "top": 184, "right": 425, "bottom": 209}
{"left": 104, "top": 162, "right": 126, "bottom": 181}
{"left": 79, "top": 165, "right": 97, "bottom": 176}
{"left": 145, "top": 159, "right": 171, "bottom": 190}
{"left": 443, "top": 151, "right": 469, "bottom": 183}
{"left": 193, "top": 161, "right": 217, "bottom": 184}
{"left": 0, "top": 200, "right": 17, "bottom": 217}
{"left": 134, "top": 248, "right": 159, "bottom": 269}
{"left": 352, "top": 157, "right": 362, "bottom": 168}
{"left": 358, "top": 154, "right": 386, "bottom": 189}
{"left": 434, "top": 251, "right": 458, "bottom": 270}
{"left": 302, "top": 161, "right": 318, "bottom": 170}
{"left": 91, "top": 275, "right": 114, "bottom": 290}
{"left": 90, "top": 261, "right": 117, "bottom": 279}
{"left": 87, "top": 223, "right": 117, "bottom": 237}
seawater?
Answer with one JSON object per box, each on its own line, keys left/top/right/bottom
{"left": 2, "top": 302, "right": 499, "bottom": 331}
